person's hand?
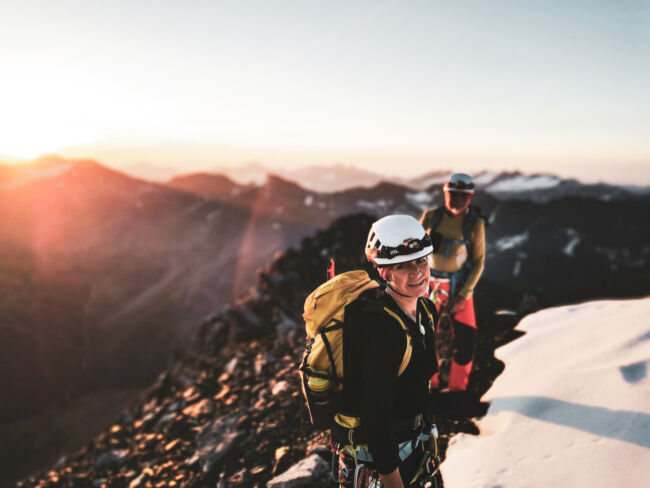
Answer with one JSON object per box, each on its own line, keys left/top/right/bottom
{"left": 449, "top": 295, "right": 467, "bottom": 314}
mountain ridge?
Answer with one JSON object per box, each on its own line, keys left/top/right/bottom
{"left": 2, "top": 157, "right": 649, "bottom": 485}
{"left": 5, "top": 156, "right": 649, "bottom": 200}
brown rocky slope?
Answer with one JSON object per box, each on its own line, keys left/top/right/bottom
{"left": 18, "top": 214, "right": 527, "bottom": 488}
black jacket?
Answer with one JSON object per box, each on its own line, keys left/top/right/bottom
{"left": 341, "top": 288, "right": 437, "bottom": 474}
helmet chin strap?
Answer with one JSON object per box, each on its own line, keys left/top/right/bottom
{"left": 378, "top": 274, "right": 420, "bottom": 298}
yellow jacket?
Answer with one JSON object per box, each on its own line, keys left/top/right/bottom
{"left": 419, "top": 207, "right": 486, "bottom": 299}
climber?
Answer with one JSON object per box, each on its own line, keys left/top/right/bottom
{"left": 334, "top": 215, "right": 439, "bottom": 487}
{"left": 420, "top": 173, "right": 487, "bottom": 391}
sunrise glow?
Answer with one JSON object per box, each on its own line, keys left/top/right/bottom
{"left": 1, "top": 1, "right": 648, "bottom": 183}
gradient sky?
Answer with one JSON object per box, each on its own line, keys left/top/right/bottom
{"left": 1, "top": 0, "right": 649, "bottom": 183}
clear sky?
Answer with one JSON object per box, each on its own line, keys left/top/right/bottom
{"left": 1, "top": 0, "right": 649, "bottom": 184}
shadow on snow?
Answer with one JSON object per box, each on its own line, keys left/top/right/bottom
{"left": 489, "top": 396, "right": 650, "bottom": 448}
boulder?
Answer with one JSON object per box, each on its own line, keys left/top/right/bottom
{"left": 266, "top": 454, "right": 329, "bottom": 488}
{"left": 193, "top": 413, "right": 245, "bottom": 473}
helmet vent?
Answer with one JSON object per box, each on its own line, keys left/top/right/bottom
{"left": 367, "top": 231, "right": 381, "bottom": 250}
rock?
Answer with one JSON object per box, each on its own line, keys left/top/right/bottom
{"left": 53, "top": 455, "right": 68, "bottom": 469}
{"left": 198, "top": 316, "right": 228, "bottom": 351}
{"left": 164, "top": 439, "right": 181, "bottom": 451}
{"left": 224, "top": 356, "right": 239, "bottom": 374}
{"left": 266, "top": 454, "right": 330, "bottom": 488}
{"left": 253, "top": 352, "right": 277, "bottom": 375}
{"left": 308, "top": 445, "right": 331, "bottom": 461}
{"left": 276, "top": 314, "right": 299, "bottom": 334}
{"left": 272, "top": 446, "right": 291, "bottom": 474}
{"left": 156, "top": 412, "right": 177, "bottom": 426}
{"left": 95, "top": 449, "right": 129, "bottom": 467}
{"left": 216, "top": 473, "right": 227, "bottom": 488}
{"left": 240, "top": 308, "right": 263, "bottom": 329}
{"left": 271, "top": 380, "right": 290, "bottom": 396}
{"left": 128, "top": 473, "right": 145, "bottom": 488}
{"left": 194, "top": 413, "right": 245, "bottom": 473}
{"left": 182, "top": 398, "right": 213, "bottom": 418}
{"left": 227, "top": 468, "right": 249, "bottom": 485}
{"left": 166, "top": 401, "right": 184, "bottom": 412}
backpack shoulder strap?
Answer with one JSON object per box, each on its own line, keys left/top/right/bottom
{"left": 381, "top": 306, "right": 412, "bottom": 377}
{"left": 462, "top": 205, "right": 479, "bottom": 242}
{"left": 418, "top": 296, "right": 438, "bottom": 327}
{"left": 461, "top": 205, "right": 488, "bottom": 260}
{"left": 420, "top": 208, "right": 433, "bottom": 229}
{"left": 426, "top": 206, "right": 445, "bottom": 233}
{"left": 353, "top": 292, "right": 415, "bottom": 377}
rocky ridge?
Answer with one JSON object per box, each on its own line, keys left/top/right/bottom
{"left": 18, "top": 214, "right": 526, "bottom": 488}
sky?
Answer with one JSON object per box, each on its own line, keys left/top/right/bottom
{"left": 1, "top": 0, "right": 649, "bottom": 184}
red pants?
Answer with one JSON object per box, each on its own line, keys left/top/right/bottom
{"left": 429, "top": 277, "right": 476, "bottom": 391}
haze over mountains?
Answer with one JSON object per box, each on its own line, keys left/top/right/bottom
{"left": 120, "top": 159, "right": 650, "bottom": 197}
{"left": 123, "top": 161, "right": 393, "bottom": 192}
{"left": 1, "top": 155, "right": 649, "bottom": 485}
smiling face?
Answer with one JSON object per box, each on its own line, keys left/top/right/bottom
{"left": 384, "top": 256, "right": 430, "bottom": 297}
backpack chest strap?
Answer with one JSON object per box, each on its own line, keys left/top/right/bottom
{"left": 440, "top": 236, "right": 469, "bottom": 258}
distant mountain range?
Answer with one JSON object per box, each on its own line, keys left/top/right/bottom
{"left": 1, "top": 155, "right": 649, "bottom": 484}
{"left": 116, "top": 158, "right": 650, "bottom": 201}
{"left": 121, "top": 162, "right": 180, "bottom": 182}
{"left": 122, "top": 161, "right": 393, "bottom": 192}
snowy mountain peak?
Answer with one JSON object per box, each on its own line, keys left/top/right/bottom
{"left": 486, "top": 174, "right": 561, "bottom": 193}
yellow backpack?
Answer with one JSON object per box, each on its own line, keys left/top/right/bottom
{"left": 299, "top": 270, "right": 418, "bottom": 429}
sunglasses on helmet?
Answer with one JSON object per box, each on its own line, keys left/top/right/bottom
{"left": 444, "top": 180, "right": 475, "bottom": 191}
{"left": 377, "top": 234, "right": 432, "bottom": 260}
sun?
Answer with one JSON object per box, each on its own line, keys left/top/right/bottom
{"left": 0, "top": 140, "right": 61, "bottom": 161}
{"left": 0, "top": 117, "right": 72, "bottom": 161}
{"left": 0, "top": 78, "right": 99, "bottom": 162}
{"left": 0, "top": 119, "right": 95, "bottom": 162}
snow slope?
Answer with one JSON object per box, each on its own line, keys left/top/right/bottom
{"left": 443, "top": 298, "right": 650, "bottom": 488}
{"left": 486, "top": 174, "right": 560, "bottom": 193}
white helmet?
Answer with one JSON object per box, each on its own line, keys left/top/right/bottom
{"left": 365, "top": 215, "right": 433, "bottom": 267}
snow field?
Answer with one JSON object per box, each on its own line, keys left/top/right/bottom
{"left": 443, "top": 298, "right": 650, "bottom": 488}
